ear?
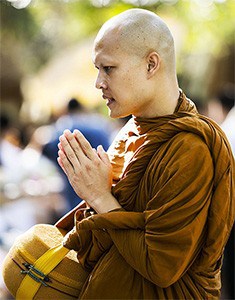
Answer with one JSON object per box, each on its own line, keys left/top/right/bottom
{"left": 146, "top": 52, "right": 160, "bottom": 78}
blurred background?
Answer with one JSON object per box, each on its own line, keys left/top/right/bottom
{"left": 0, "top": 0, "right": 234, "bottom": 299}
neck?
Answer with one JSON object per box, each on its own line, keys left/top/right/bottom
{"left": 149, "top": 74, "right": 179, "bottom": 117}
{"left": 134, "top": 72, "right": 179, "bottom": 119}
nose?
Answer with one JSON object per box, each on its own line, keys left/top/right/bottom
{"left": 95, "top": 72, "right": 107, "bottom": 90}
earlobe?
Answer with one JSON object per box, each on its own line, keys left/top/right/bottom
{"left": 146, "top": 52, "right": 160, "bottom": 77}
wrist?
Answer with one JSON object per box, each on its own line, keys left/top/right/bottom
{"left": 91, "top": 193, "right": 121, "bottom": 214}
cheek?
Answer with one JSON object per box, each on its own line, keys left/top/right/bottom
{"left": 111, "top": 74, "right": 132, "bottom": 95}
{"left": 112, "top": 69, "right": 145, "bottom": 97}
{"left": 125, "top": 74, "right": 143, "bottom": 96}
{"left": 121, "top": 72, "right": 137, "bottom": 89}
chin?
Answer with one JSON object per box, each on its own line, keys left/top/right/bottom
{"left": 109, "top": 112, "right": 120, "bottom": 119}
{"left": 109, "top": 110, "right": 129, "bottom": 119}
{"left": 109, "top": 109, "right": 119, "bottom": 119}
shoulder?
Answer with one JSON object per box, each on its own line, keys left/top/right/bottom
{"left": 152, "top": 131, "right": 213, "bottom": 171}
{"left": 169, "top": 131, "right": 210, "bottom": 152}
{"left": 172, "top": 131, "right": 212, "bottom": 161}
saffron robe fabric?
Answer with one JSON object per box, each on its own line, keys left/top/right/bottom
{"left": 64, "top": 92, "right": 235, "bottom": 299}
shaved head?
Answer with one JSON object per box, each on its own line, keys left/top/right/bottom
{"left": 93, "top": 8, "right": 179, "bottom": 118}
{"left": 94, "top": 8, "right": 176, "bottom": 73}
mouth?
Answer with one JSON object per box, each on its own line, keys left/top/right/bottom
{"left": 102, "top": 95, "right": 115, "bottom": 106}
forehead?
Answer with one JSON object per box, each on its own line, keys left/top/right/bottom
{"left": 92, "top": 34, "right": 124, "bottom": 65}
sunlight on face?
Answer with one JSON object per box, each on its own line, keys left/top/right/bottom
{"left": 92, "top": 32, "right": 150, "bottom": 119}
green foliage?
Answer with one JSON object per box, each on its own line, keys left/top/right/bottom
{"left": 1, "top": 0, "right": 38, "bottom": 39}
{"left": 1, "top": 0, "right": 234, "bottom": 79}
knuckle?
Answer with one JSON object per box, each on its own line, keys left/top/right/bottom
{"left": 62, "top": 139, "right": 69, "bottom": 147}
{"left": 83, "top": 143, "right": 89, "bottom": 151}
{"left": 93, "top": 159, "right": 100, "bottom": 167}
{"left": 72, "top": 175, "right": 80, "bottom": 184}
{"left": 85, "top": 163, "right": 92, "bottom": 171}
{"left": 68, "top": 152, "right": 75, "bottom": 161}
{"left": 74, "top": 146, "right": 80, "bottom": 155}
{"left": 63, "top": 159, "right": 70, "bottom": 167}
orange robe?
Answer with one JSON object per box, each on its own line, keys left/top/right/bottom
{"left": 65, "top": 92, "right": 235, "bottom": 299}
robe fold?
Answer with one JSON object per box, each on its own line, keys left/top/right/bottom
{"left": 64, "top": 92, "right": 235, "bottom": 299}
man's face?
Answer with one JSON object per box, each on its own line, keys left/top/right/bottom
{"left": 92, "top": 32, "right": 151, "bottom": 119}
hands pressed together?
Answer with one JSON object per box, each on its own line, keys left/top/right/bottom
{"left": 57, "top": 129, "right": 121, "bottom": 214}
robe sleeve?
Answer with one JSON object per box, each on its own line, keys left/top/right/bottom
{"left": 78, "top": 133, "right": 214, "bottom": 287}
{"left": 64, "top": 225, "right": 113, "bottom": 271}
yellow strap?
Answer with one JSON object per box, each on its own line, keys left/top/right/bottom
{"left": 16, "top": 245, "right": 70, "bottom": 300}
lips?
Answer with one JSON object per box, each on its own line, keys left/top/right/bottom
{"left": 102, "top": 94, "right": 115, "bottom": 106}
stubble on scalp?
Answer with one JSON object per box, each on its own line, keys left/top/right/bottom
{"left": 95, "top": 8, "right": 176, "bottom": 73}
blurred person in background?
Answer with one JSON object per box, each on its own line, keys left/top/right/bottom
{"left": 0, "top": 112, "right": 65, "bottom": 248}
{"left": 56, "top": 9, "right": 235, "bottom": 299}
{"left": 0, "top": 112, "right": 66, "bottom": 297}
{"left": 207, "top": 83, "right": 235, "bottom": 126}
{"left": 43, "top": 98, "right": 112, "bottom": 211}
{"left": 0, "top": 113, "right": 22, "bottom": 174}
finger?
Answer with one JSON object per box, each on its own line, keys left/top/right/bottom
{"left": 57, "top": 149, "right": 74, "bottom": 175}
{"left": 63, "top": 130, "right": 86, "bottom": 162}
{"left": 73, "top": 129, "right": 97, "bottom": 160}
{"left": 58, "top": 142, "right": 63, "bottom": 151}
{"left": 59, "top": 134, "right": 81, "bottom": 170}
{"left": 57, "top": 156, "right": 67, "bottom": 175}
{"left": 97, "top": 145, "right": 111, "bottom": 165}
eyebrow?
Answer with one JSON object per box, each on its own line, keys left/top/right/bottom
{"left": 94, "top": 63, "right": 112, "bottom": 69}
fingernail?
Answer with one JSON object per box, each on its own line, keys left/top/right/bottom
{"left": 64, "top": 129, "right": 71, "bottom": 135}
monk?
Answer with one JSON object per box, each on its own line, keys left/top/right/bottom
{"left": 57, "top": 8, "right": 235, "bottom": 299}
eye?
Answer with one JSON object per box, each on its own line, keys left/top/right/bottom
{"left": 103, "top": 66, "right": 113, "bottom": 74}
